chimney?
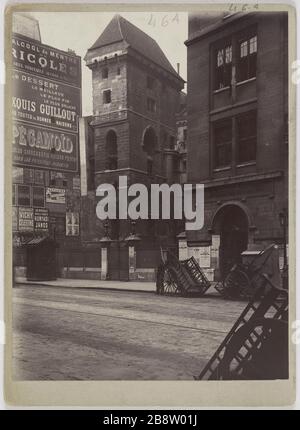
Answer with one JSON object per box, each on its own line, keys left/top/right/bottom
{"left": 177, "top": 63, "right": 180, "bottom": 75}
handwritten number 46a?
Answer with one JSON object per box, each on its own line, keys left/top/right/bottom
{"left": 229, "top": 3, "right": 259, "bottom": 12}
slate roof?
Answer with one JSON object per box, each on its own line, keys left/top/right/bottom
{"left": 87, "top": 14, "right": 183, "bottom": 80}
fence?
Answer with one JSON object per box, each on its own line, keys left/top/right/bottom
{"left": 61, "top": 246, "right": 101, "bottom": 271}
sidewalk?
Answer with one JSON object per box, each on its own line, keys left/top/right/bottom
{"left": 15, "top": 277, "right": 156, "bottom": 293}
{"left": 15, "top": 276, "right": 219, "bottom": 295}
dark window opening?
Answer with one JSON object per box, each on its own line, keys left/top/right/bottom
{"left": 147, "top": 97, "right": 156, "bottom": 112}
{"left": 102, "top": 67, "right": 108, "bottom": 79}
{"left": 117, "top": 67, "right": 121, "bottom": 75}
{"left": 143, "top": 127, "right": 157, "bottom": 175}
{"left": 32, "top": 186, "right": 45, "bottom": 208}
{"left": 17, "top": 185, "right": 31, "bottom": 207}
{"left": 237, "top": 35, "right": 257, "bottom": 82}
{"left": 215, "top": 44, "right": 232, "bottom": 90}
{"left": 237, "top": 110, "right": 257, "bottom": 163}
{"left": 213, "top": 119, "right": 232, "bottom": 168}
{"left": 103, "top": 89, "right": 111, "bottom": 104}
{"left": 105, "top": 130, "right": 118, "bottom": 170}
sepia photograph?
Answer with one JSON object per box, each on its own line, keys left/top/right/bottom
{"left": 4, "top": 2, "right": 296, "bottom": 406}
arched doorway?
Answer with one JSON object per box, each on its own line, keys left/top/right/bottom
{"left": 213, "top": 204, "right": 249, "bottom": 277}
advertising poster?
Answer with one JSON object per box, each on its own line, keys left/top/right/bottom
{"left": 66, "top": 212, "right": 80, "bottom": 236}
{"left": 13, "top": 121, "right": 78, "bottom": 172}
{"left": 34, "top": 208, "right": 49, "bottom": 232}
{"left": 12, "top": 34, "right": 81, "bottom": 87}
{"left": 18, "top": 206, "right": 34, "bottom": 232}
{"left": 12, "top": 70, "right": 80, "bottom": 133}
{"left": 46, "top": 187, "right": 66, "bottom": 204}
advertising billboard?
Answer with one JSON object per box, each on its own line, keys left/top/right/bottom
{"left": 12, "top": 34, "right": 81, "bottom": 173}
{"left": 12, "top": 70, "right": 80, "bottom": 133}
{"left": 12, "top": 34, "right": 81, "bottom": 87}
{"left": 13, "top": 122, "right": 78, "bottom": 172}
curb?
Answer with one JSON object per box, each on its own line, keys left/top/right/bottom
{"left": 14, "top": 281, "right": 156, "bottom": 294}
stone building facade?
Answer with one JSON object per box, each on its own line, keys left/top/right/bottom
{"left": 181, "top": 12, "right": 288, "bottom": 282}
{"left": 83, "top": 15, "right": 185, "bottom": 280}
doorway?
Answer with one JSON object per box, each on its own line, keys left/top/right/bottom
{"left": 215, "top": 205, "right": 248, "bottom": 277}
{"left": 108, "top": 241, "right": 129, "bottom": 281}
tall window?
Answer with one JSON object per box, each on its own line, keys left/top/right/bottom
{"left": 103, "top": 89, "right": 111, "bottom": 104}
{"left": 105, "top": 130, "right": 118, "bottom": 170}
{"left": 215, "top": 44, "right": 232, "bottom": 90}
{"left": 143, "top": 127, "right": 157, "bottom": 175}
{"left": 213, "top": 110, "right": 257, "bottom": 169}
{"left": 237, "top": 35, "right": 257, "bottom": 82}
{"left": 237, "top": 111, "right": 257, "bottom": 163}
{"left": 32, "top": 186, "right": 45, "bottom": 208}
{"left": 213, "top": 119, "right": 232, "bottom": 168}
{"left": 17, "top": 185, "right": 31, "bottom": 206}
{"left": 102, "top": 67, "right": 108, "bottom": 79}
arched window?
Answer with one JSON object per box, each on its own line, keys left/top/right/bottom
{"left": 142, "top": 127, "right": 157, "bottom": 175}
{"left": 106, "top": 130, "right": 118, "bottom": 170}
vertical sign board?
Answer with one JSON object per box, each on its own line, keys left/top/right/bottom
{"left": 12, "top": 34, "right": 81, "bottom": 173}
{"left": 34, "top": 208, "right": 49, "bottom": 232}
{"left": 66, "top": 212, "right": 80, "bottom": 236}
{"left": 18, "top": 207, "right": 34, "bottom": 232}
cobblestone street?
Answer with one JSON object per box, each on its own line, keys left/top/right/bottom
{"left": 13, "top": 284, "right": 246, "bottom": 380}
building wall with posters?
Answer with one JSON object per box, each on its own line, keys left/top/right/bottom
{"left": 83, "top": 15, "right": 185, "bottom": 281}
{"left": 183, "top": 12, "right": 288, "bottom": 282}
{"left": 12, "top": 15, "right": 82, "bottom": 279}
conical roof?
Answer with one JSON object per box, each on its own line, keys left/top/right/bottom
{"left": 87, "top": 14, "right": 183, "bottom": 80}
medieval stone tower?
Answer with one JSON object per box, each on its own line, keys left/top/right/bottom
{"left": 84, "top": 15, "right": 184, "bottom": 279}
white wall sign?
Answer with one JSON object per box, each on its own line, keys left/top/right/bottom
{"left": 46, "top": 187, "right": 66, "bottom": 204}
